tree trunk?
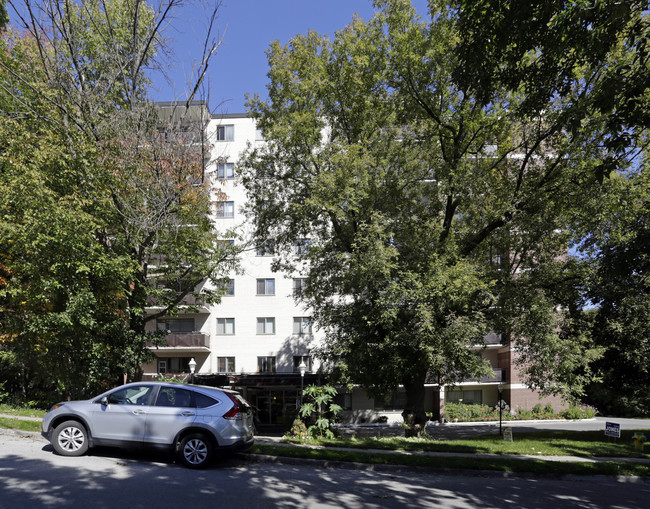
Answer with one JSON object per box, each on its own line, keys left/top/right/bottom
{"left": 401, "top": 373, "right": 428, "bottom": 437}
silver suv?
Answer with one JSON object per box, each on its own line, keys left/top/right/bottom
{"left": 41, "top": 382, "right": 255, "bottom": 468}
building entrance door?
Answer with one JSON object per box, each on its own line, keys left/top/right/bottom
{"left": 250, "top": 389, "right": 299, "bottom": 428}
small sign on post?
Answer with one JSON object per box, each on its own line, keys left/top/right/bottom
{"left": 605, "top": 421, "right": 621, "bottom": 438}
{"left": 503, "top": 426, "right": 513, "bottom": 442}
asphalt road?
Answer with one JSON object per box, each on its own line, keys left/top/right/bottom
{"left": 2, "top": 428, "right": 650, "bottom": 509}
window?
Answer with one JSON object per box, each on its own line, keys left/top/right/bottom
{"left": 217, "top": 162, "right": 234, "bottom": 179}
{"left": 256, "top": 278, "right": 275, "bottom": 295}
{"left": 217, "top": 357, "right": 235, "bottom": 373}
{"left": 157, "top": 318, "right": 194, "bottom": 333}
{"left": 374, "top": 391, "right": 408, "bottom": 411}
{"left": 256, "top": 241, "right": 274, "bottom": 256}
{"left": 223, "top": 279, "right": 235, "bottom": 296}
{"left": 216, "top": 318, "right": 235, "bottom": 335}
{"left": 293, "top": 355, "right": 312, "bottom": 372}
{"left": 293, "top": 278, "right": 307, "bottom": 295}
{"left": 155, "top": 387, "right": 193, "bottom": 407}
{"left": 293, "top": 317, "right": 312, "bottom": 335}
{"left": 255, "top": 128, "right": 264, "bottom": 141}
{"left": 293, "top": 239, "right": 311, "bottom": 255}
{"left": 105, "top": 385, "right": 153, "bottom": 405}
{"left": 217, "top": 239, "right": 235, "bottom": 248}
{"left": 257, "top": 356, "right": 276, "bottom": 373}
{"left": 215, "top": 201, "right": 234, "bottom": 218}
{"left": 447, "top": 390, "right": 483, "bottom": 405}
{"left": 158, "top": 357, "right": 192, "bottom": 374}
{"left": 216, "top": 125, "right": 234, "bottom": 141}
{"left": 195, "top": 392, "right": 218, "bottom": 408}
{"left": 256, "top": 317, "right": 275, "bottom": 335}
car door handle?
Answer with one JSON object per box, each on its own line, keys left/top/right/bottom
{"left": 132, "top": 409, "right": 147, "bottom": 415}
{"left": 181, "top": 411, "right": 195, "bottom": 417}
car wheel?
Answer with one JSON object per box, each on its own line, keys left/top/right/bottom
{"left": 52, "top": 420, "right": 89, "bottom": 457}
{"left": 178, "top": 433, "right": 213, "bottom": 469}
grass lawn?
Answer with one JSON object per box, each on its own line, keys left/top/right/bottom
{"left": 247, "top": 443, "right": 650, "bottom": 477}
{"left": 0, "top": 417, "right": 42, "bottom": 433}
{"left": 249, "top": 429, "right": 650, "bottom": 477}
{"left": 284, "top": 429, "right": 650, "bottom": 459}
{"left": 0, "top": 404, "right": 47, "bottom": 418}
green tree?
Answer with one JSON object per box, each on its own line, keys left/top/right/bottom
{"left": 582, "top": 170, "right": 650, "bottom": 416}
{"left": 242, "top": 0, "right": 605, "bottom": 435}
{"left": 0, "top": 1, "right": 8, "bottom": 29}
{"left": 0, "top": 1, "right": 233, "bottom": 402}
{"left": 452, "top": 0, "right": 649, "bottom": 181}
{"left": 451, "top": 0, "right": 650, "bottom": 415}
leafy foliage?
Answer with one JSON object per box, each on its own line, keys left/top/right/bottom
{"left": 242, "top": 0, "right": 610, "bottom": 433}
{"left": 0, "top": 2, "right": 231, "bottom": 403}
{"left": 299, "top": 385, "right": 342, "bottom": 439}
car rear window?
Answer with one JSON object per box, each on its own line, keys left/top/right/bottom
{"left": 194, "top": 392, "right": 218, "bottom": 408}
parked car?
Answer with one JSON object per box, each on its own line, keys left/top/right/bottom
{"left": 41, "top": 382, "right": 255, "bottom": 468}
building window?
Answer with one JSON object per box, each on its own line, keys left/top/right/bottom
{"left": 293, "top": 278, "right": 307, "bottom": 296}
{"left": 223, "top": 279, "right": 234, "bottom": 296}
{"left": 257, "top": 356, "right": 276, "bottom": 373}
{"left": 293, "top": 317, "right": 312, "bottom": 335}
{"left": 255, "top": 128, "right": 264, "bottom": 141}
{"left": 293, "top": 355, "right": 312, "bottom": 372}
{"left": 216, "top": 318, "right": 235, "bottom": 335}
{"left": 256, "top": 241, "right": 274, "bottom": 256}
{"left": 156, "top": 318, "right": 194, "bottom": 333}
{"left": 157, "top": 357, "right": 192, "bottom": 374}
{"left": 217, "top": 239, "right": 235, "bottom": 248}
{"left": 217, "top": 357, "right": 235, "bottom": 373}
{"left": 217, "top": 162, "right": 234, "bottom": 179}
{"left": 374, "top": 391, "right": 408, "bottom": 411}
{"left": 293, "top": 239, "right": 311, "bottom": 255}
{"left": 446, "top": 390, "right": 483, "bottom": 405}
{"left": 216, "top": 125, "right": 234, "bottom": 141}
{"left": 215, "top": 201, "right": 234, "bottom": 218}
{"left": 256, "top": 317, "right": 275, "bottom": 335}
{"left": 256, "top": 278, "right": 275, "bottom": 295}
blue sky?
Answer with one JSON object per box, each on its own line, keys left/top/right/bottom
{"left": 153, "top": 0, "right": 428, "bottom": 114}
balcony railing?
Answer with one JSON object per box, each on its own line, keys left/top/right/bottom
{"left": 425, "top": 368, "right": 506, "bottom": 385}
{"left": 159, "top": 332, "right": 210, "bottom": 348}
{"left": 468, "top": 368, "right": 505, "bottom": 383}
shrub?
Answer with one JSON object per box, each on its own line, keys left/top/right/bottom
{"left": 561, "top": 404, "right": 597, "bottom": 420}
{"left": 445, "top": 402, "right": 498, "bottom": 422}
{"left": 285, "top": 418, "right": 309, "bottom": 440}
{"left": 299, "top": 384, "right": 342, "bottom": 439}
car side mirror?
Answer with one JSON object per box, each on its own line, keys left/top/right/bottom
{"left": 100, "top": 396, "right": 109, "bottom": 406}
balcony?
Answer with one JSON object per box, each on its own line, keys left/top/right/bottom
{"left": 151, "top": 332, "right": 210, "bottom": 349}
{"left": 467, "top": 368, "right": 505, "bottom": 384}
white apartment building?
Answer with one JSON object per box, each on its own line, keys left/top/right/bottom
{"left": 142, "top": 111, "right": 322, "bottom": 428}
{"left": 142, "top": 107, "right": 566, "bottom": 428}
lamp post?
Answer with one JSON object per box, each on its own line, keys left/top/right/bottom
{"left": 298, "top": 360, "right": 307, "bottom": 406}
{"left": 189, "top": 358, "right": 196, "bottom": 384}
{"left": 498, "top": 383, "right": 504, "bottom": 435}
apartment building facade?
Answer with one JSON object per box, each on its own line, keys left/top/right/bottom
{"left": 142, "top": 110, "right": 565, "bottom": 427}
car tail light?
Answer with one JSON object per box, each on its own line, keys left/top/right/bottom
{"left": 223, "top": 392, "right": 242, "bottom": 420}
